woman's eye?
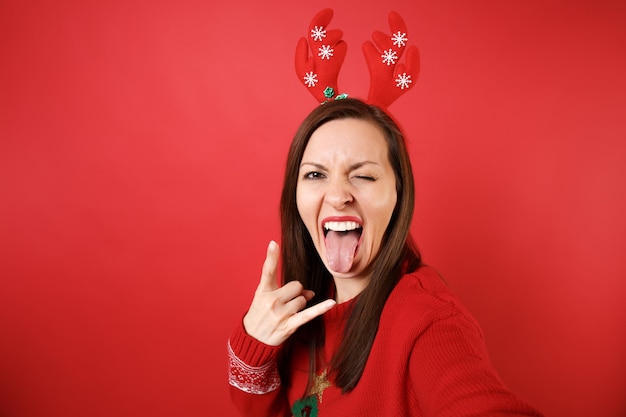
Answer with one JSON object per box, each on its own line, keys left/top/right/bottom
{"left": 304, "top": 171, "right": 325, "bottom": 180}
{"left": 353, "top": 175, "right": 376, "bottom": 182}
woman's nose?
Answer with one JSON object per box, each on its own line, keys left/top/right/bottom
{"left": 324, "top": 179, "right": 353, "bottom": 208}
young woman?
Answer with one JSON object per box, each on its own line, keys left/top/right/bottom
{"left": 228, "top": 98, "right": 543, "bottom": 417}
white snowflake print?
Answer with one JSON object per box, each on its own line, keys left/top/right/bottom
{"left": 395, "top": 72, "right": 412, "bottom": 90}
{"left": 391, "top": 31, "right": 408, "bottom": 47}
{"left": 310, "top": 26, "right": 326, "bottom": 42}
{"left": 303, "top": 71, "right": 318, "bottom": 87}
{"left": 381, "top": 49, "right": 398, "bottom": 66}
{"left": 318, "top": 45, "right": 334, "bottom": 60}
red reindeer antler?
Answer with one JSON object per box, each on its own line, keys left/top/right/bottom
{"left": 295, "top": 9, "right": 348, "bottom": 103}
{"left": 363, "top": 12, "right": 420, "bottom": 109}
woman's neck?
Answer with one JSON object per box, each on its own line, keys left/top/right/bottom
{"left": 332, "top": 275, "right": 370, "bottom": 303}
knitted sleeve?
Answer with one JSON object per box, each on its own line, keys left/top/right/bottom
{"left": 409, "top": 312, "right": 544, "bottom": 417}
{"left": 228, "top": 322, "right": 291, "bottom": 417}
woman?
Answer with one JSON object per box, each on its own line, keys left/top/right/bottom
{"left": 228, "top": 98, "right": 543, "bottom": 416}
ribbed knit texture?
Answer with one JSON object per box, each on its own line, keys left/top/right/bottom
{"left": 229, "top": 322, "right": 280, "bottom": 367}
{"left": 228, "top": 266, "right": 543, "bottom": 417}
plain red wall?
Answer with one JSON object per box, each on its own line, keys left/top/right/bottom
{"left": 1, "top": 1, "right": 625, "bottom": 416}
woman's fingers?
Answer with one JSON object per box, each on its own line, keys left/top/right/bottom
{"left": 276, "top": 280, "right": 308, "bottom": 303}
{"left": 272, "top": 298, "right": 337, "bottom": 345}
{"left": 287, "top": 299, "right": 337, "bottom": 330}
{"left": 256, "top": 241, "right": 280, "bottom": 293}
{"left": 283, "top": 294, "right": 309, "bottom": 316}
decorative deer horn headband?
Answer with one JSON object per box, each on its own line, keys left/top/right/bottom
{"left": 295, "top": 9, "right": 420, "bottom": 109}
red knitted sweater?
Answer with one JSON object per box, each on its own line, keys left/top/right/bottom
{"left": 228, "top": 266, "right": 543, "bottom": 417}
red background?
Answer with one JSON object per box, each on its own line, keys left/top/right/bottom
{"left": 1, "top": 1, "right": 625, "bottom": 416}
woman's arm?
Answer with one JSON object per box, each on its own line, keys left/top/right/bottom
{"left": 409, "top": 312, "right": 543, "bottom": 417}
{"left": 228, "top": 323, "right": 291, "bottom": 417}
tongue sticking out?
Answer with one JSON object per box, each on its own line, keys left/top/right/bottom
{"left": 325, "top": 230, "right": 360, "bottom": 273}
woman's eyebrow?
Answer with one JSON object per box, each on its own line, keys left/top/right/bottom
{"left": 299, "top": 162, "right": 326, "bottom": 170}
{"left": 349, "top": 161, "right": 379, "bottom": 170}
{"left": 299, "top": 161, "right": 380, "bottom": 170}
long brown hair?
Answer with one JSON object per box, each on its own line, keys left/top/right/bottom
{"left": 279, "top": 98, "right": 421, "bottom": 393}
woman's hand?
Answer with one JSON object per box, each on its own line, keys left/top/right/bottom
{"left": 243, "top": 241, "right": 336, "bottom": 346}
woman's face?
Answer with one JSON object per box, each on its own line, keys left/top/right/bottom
{"left": 296, "top": 118, "right": 397, "bottom": 290}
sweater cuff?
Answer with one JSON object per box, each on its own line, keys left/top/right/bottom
{"left": 227, "top": 320, "right": 281, "bottom": 395}
{"left": 228, "top": 320, "right": 281, "bottom": 366}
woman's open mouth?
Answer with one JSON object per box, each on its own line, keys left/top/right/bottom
{"left": 322, "top": 217, "right": 363, "bottom": 273}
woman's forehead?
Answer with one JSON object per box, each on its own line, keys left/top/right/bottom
{"left": 305, "top": 119, "right": 388, "bottom": 156}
